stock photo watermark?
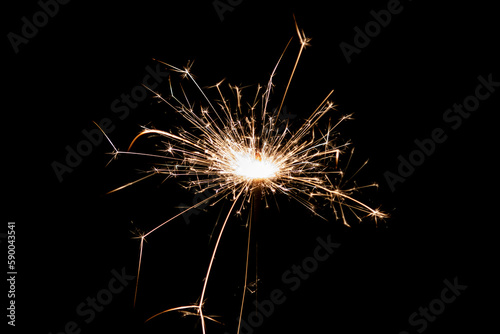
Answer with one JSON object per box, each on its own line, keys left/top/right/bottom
{"left": 179, "top": 188, "right": 215, "bottom": 225}
{"left": 51, "top": 63, "right": 170, "bottom": 183}
{"left": 383, "top": 72, "right": 499, "bottom": 192}
{"left": 6, "top": 222, "right": 16, "bottom": 327}
{"left": 212, "top": 0, "right": 244, "bottom": 22}
{"left": 225, "top": 234, "right": 341, "bottom": 334}
{"left": 339, "top": 0, "right": 412, "bottom": 64}
{"left": 48, "top": 266, "right": 135, "bottom": 334}
{"left": 7, "top": 0, "right": 71, "bottom": 54}
{"left": 399, "top": 276, "right": 467, "bottom": 334}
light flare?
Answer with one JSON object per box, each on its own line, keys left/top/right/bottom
{"left": 99, "top": 17, "right": 388, "bottom": 334}
{"left": 231, "top": 151, "right": 279, "bottom": 180}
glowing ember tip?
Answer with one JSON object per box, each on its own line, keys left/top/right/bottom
{"left": 232, "top": 151, "right": 279, "bottom": 180}
{"left": 102, "top": 19, "right": 388, "bottom": 334}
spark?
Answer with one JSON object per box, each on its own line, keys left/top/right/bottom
{"left": 99, "top": 18, "right": 387, "bottom": 334}
{"left": 232, "top": 151, "right": 279, "bottom": 180}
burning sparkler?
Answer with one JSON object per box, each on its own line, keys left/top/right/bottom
{"left": 99, "top": 18, "right": 387, "bottom": 334}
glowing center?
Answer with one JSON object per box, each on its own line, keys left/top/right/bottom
{"left": 233, "top": 152, "right": 278, "bottom": 180}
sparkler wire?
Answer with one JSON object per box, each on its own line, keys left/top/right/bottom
{"left": 96, "top": 18, "right": 387, "bottom": 334}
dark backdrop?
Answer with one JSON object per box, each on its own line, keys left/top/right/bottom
{"left": 4, "top": 1, "right": 498, "bottom": 333}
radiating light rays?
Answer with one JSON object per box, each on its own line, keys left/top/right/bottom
{"left": 231, "top": 151, "right": 279, "bottom": 180}
{"left": 99, "top": 18, "right": 387, "bottom": 334}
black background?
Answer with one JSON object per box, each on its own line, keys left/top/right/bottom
{"left": 4, "top": 0, "right": 498, "bottom": 333}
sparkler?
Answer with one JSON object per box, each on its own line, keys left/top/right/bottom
{"left": 99, "top": 18, "right": 387, "bottom": 334}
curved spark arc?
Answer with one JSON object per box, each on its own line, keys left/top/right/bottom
{"left": 101, "top": 19, "right": 388, "bottom": 334}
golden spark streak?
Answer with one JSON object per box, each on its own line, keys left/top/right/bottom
{"left": 101, "top": 18, "right": 387, "bottom": 334}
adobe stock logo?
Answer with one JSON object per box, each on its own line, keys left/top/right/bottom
{"left": 51, "top": 63, "right": 170, "bottom": 183}
{"left": 339, "top": 0, "right": 411, "bottom": 64}
{"left": 7, "top": 0, "right": 71, "bottom": 54}
{"left": 384, "top": 73, "right": 499, "bottom": 192}
{"left": 400, "top": 276, "right": 467, "bottom": 334}
{"left": 227, "top": 234, "right": 341, "bottom": 334}
{"left": 48, "top": 267, "right": 135, "bottom": 334}
{"left": 212, "top": 0, "right": 244, "bottom": 22}
{"left": 179, "top": 188, "right": 215, "bottom": 225}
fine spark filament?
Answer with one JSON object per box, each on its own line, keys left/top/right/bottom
{"left": 100, "top": 18, "right": 387, "bottom": 334}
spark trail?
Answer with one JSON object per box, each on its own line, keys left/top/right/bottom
{"left": 100, "top": 18, "right": 387, "bottom": 334}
